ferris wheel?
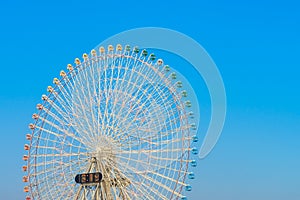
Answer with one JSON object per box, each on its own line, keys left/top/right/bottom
{"left": 22, "top": 44, "right": 199, "bottom": 200}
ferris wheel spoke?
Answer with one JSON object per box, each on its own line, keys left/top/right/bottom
{"left": 104, "top": 61, "right": 124, "bottom": 141}
{"left": 116, "top": 153, "right": 187, "bottom": 174}
{"left": 98, "top": 56, "right": 110, "bottom": 135}
{"left": 148, "top": 153, "right": 190, "bottom": 163}
{"left": 48, "top": 90, "right": 72, "bottom": 112}
{"left": 34, "top": 159, "right": 88, "bottom": 183}
{"left": 117, "top": 147, "right": 191, "bottom": 155}
{"left": 93, "top": 60, "right": 103, "bottom": 140}
{"left": 131, "top": 121, "right": 188, "bottom": 142}
{"left": 114, "top": 80, "right": 179, "bottom": 141}
{"left": 54, "top": 79, "right": 73, "bottom": 103}
{"left": 110, "top": 58, "right": 123, "bottom": 97}
{"left": 103, "top": 157, "right": 161, "bottom": 200}
{"left": 35, "top": 126, "right": 87, "bottom": 147}
{"left": 139, "top": 173, "right": 183, "bottom": 199}
{"left": 70, "top": 106, "right": 97, "bottom": 143}
{"left": 52, "top": 90, "right": 73, "bottom": 113}
{"left": 32, "top": 172, "right": 68, "bottom": 193}
{"left": 80, "top": 62, "right": 99, "bottom": 136}
{"left": 108, "top": 58, "right": 150, "bottom": 134}
{"left": 115, "top": 76, "right": 159, "bottom": 130}
{"left": 36, "top": 115, "right": 69, "bottom": 134}
{"left": 30, "top": 159, "right": 61, "bottom": 168}
{"left": 119, "top": 161, "right": 182, "bottom": 199}
{"left": 41, "top": 107, "right": 71, "bottom": 127}
{"left": 88, "top": 60, "right": 105, "bottom": 141}
{"left": 116, "top": 133, "right": 190, "bottom": 152}
{"left": 129, "top": 179, "right": 160, "bottom": 200}
{"left": 31, "top": 152, "right": 89, "bottom": 159}
{"left": 57, "top": 74, "right": 82, "bottom": 111}
{"left": 116, "top": 133, "right": 187, "bottom": 152}
{"left": 31, "top": 159, "right": 88, "bottom": 177}
{"left": 34, "top": 132, "right": 86, "bottom": 150}
{"left": 71, "top": 68, "right": 99, "bottom": 140}
{"left": 134, "top": 178, "right": 172, "bottom": 200}
{"left": 146, "top": 169, "right": 187, "bottom": 188}
{"left": 34, "top": 125, "right": 61, "bottom": 138}
{"left": 45, "top": 99, "right": 73, "bottom": 125}
{"left": 46, "top": 94, "right": 71, "bottom": 114}
{"left": 38, "top": 175, "right": 74, "bottom": 199}
{"left": 32, "top": 145, "right": 60, "bottom": 151}
{"left": 105, "top": 77, "right": 125, "bottom": 143}
{"left": 58, "top": 183, "right": 76, "bottom": 199}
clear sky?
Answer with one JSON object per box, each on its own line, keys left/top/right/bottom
{"left": 0, "top": 0, "right": 299, "bottom": 199}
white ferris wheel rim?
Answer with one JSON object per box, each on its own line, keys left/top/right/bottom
{"left": 23, "top": 45, "right": 198, "bottom": 200}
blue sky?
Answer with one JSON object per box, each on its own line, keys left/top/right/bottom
{"left": 0, "top": 0, "right": 299, "bottom": 199}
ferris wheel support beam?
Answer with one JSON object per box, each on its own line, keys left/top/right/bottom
{"left": 74, "top": 157, "right": 101, "bottom": 200}
{"left": 74, "top": 156, "right": 132, "bottom": 200}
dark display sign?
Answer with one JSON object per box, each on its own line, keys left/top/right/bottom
{"left": 75, "top": 172, "right": 103, "bottom": 184}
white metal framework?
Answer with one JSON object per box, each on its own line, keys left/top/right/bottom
{"left": 23, "top": 45, "right": 198, "bottom": 200}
